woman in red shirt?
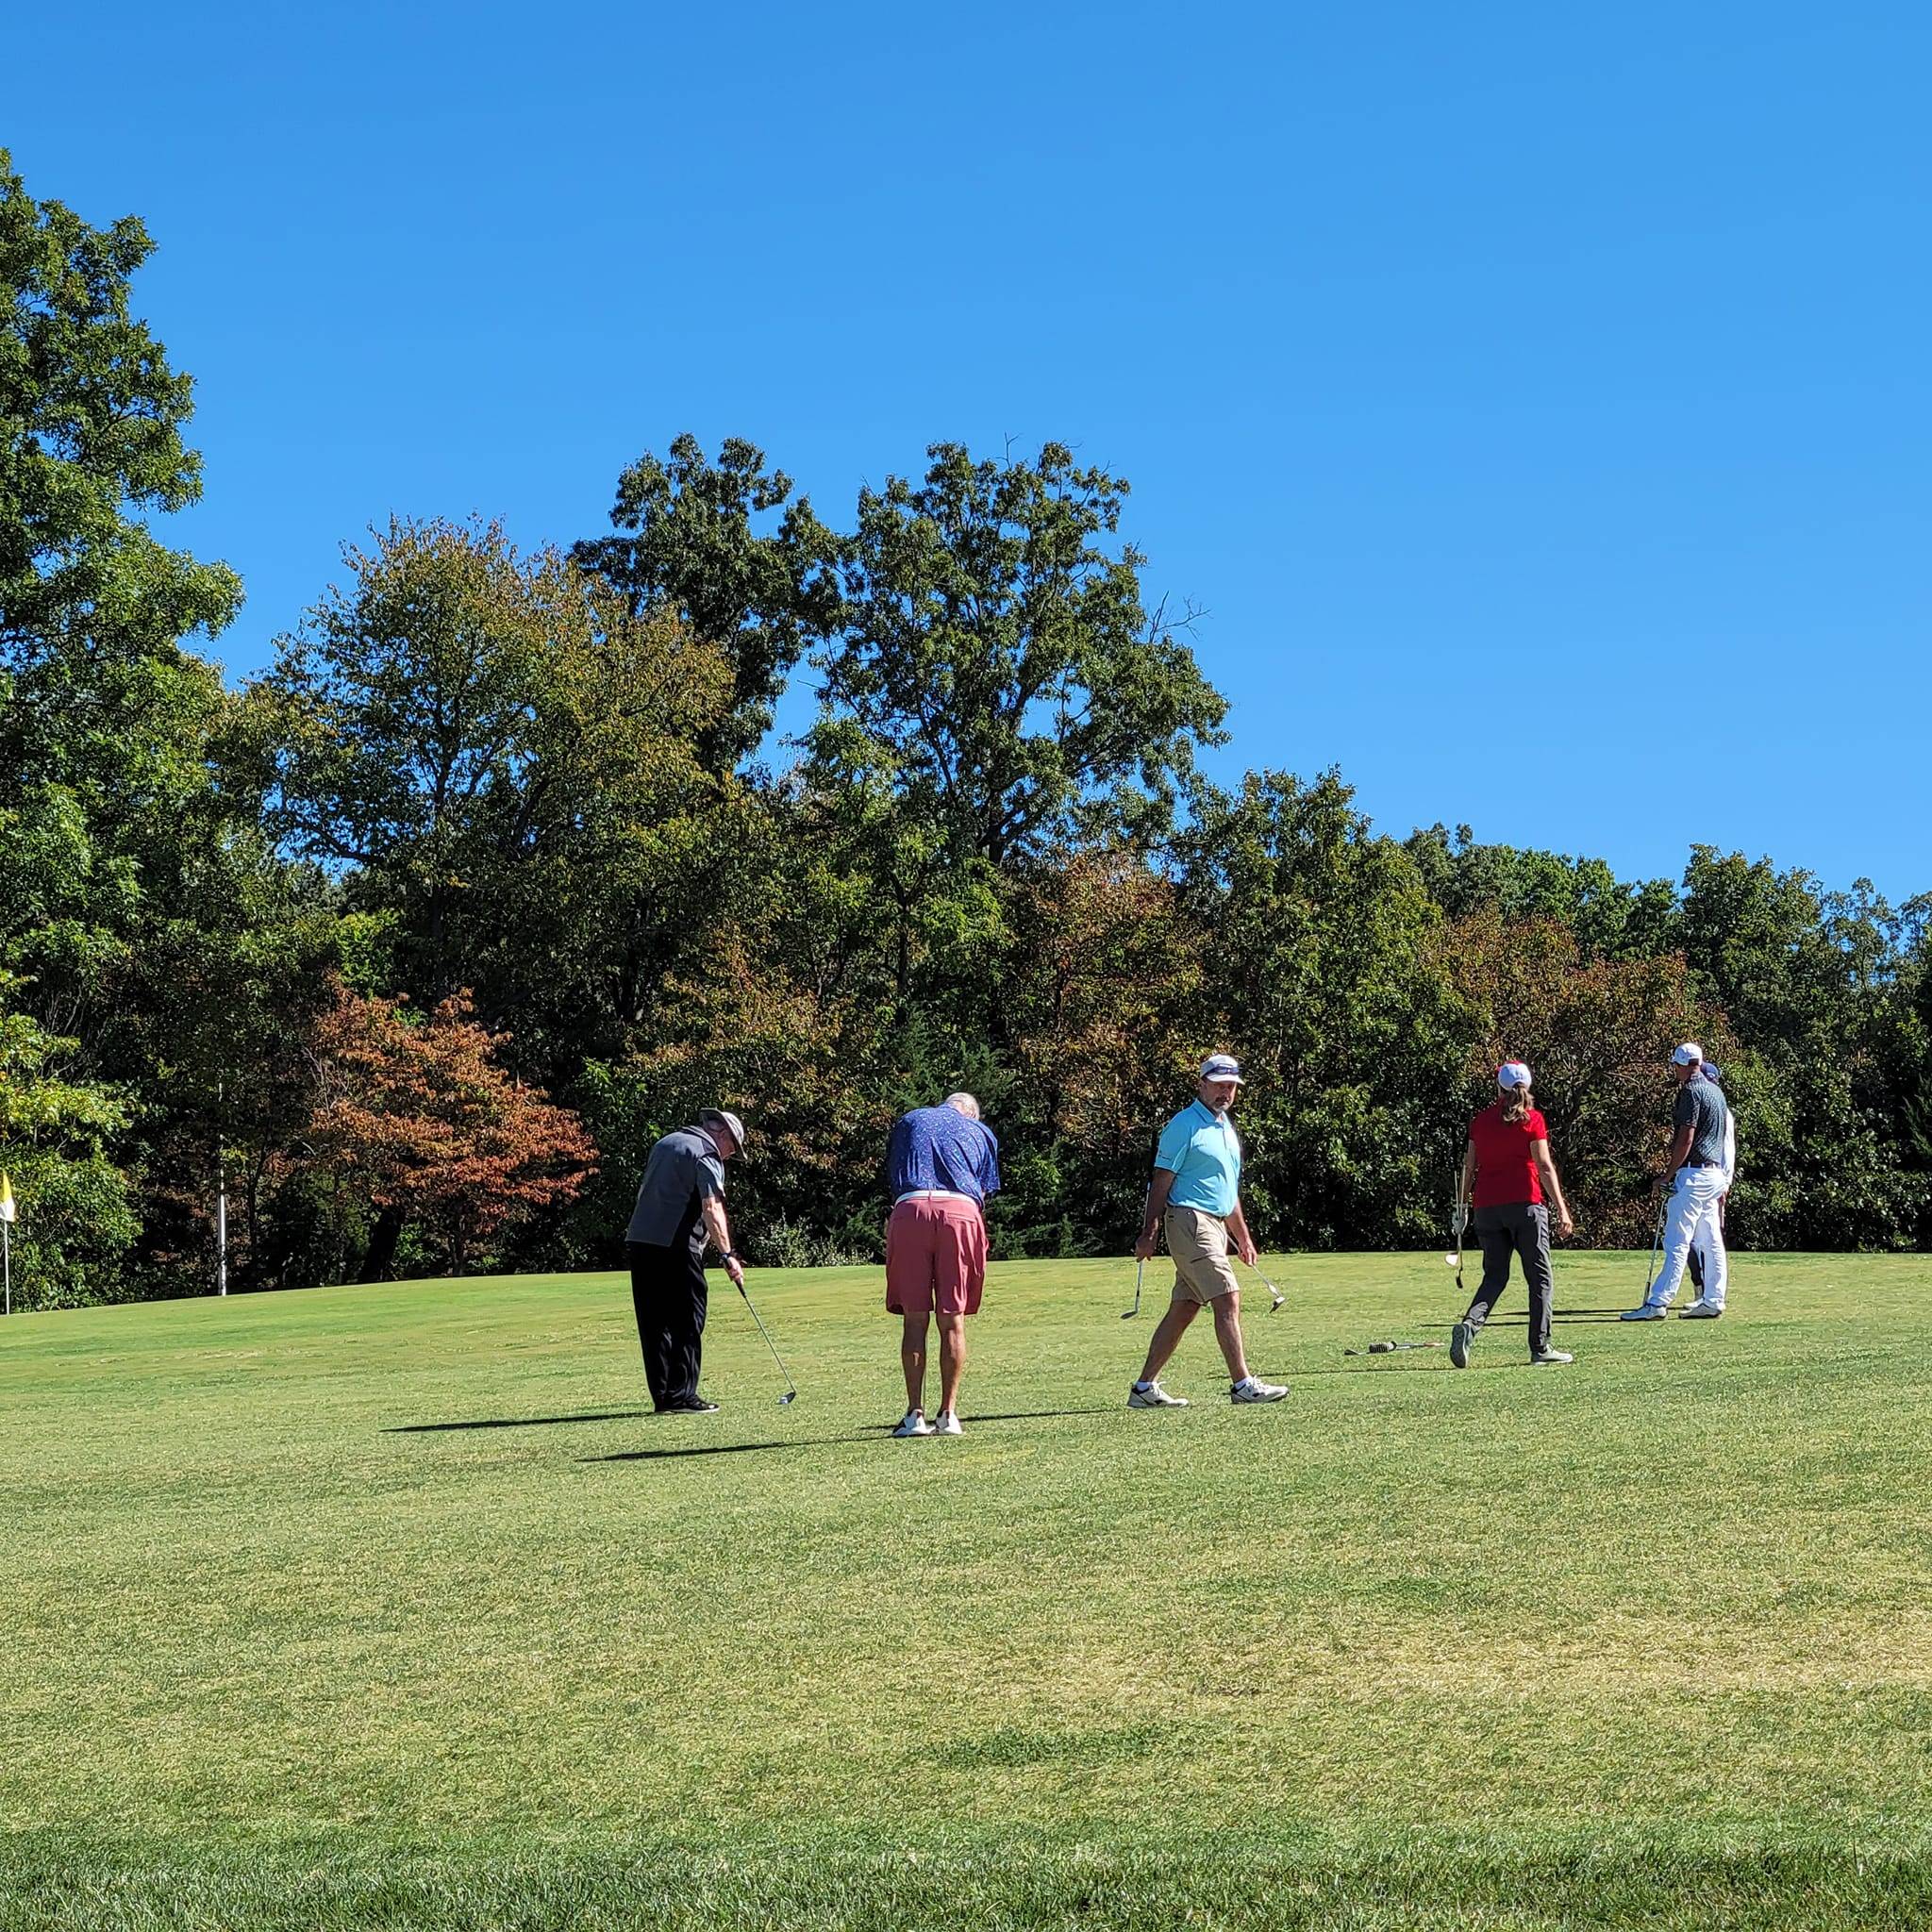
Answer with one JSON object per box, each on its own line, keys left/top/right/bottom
{"left": 1450, "top": 1060, "right": 1575, "bottom": 1368}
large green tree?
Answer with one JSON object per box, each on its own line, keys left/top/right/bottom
{"left": 571, "top": 434, "right": 838, "bottom": 773}
{"left": 0, "top": 152, "right": 328, "bottom": 1302}
{"left": 808, "top": 441, "right": 1226, "bottom": 872}
{"left": 800, "top": 441, "right": 1227, "bottom": 1041}
{"left": 238, "top": 517, "right": 741, "bottom": 1079}
{"left": 0, "top": 971, "right": 135, "bottom": 1308}
{"left": 1677, "top": 851, "right": 1931, "bottom": 1248}
{"left": 0, "top": 148, "right": 240, "bottom": 677}
{"left": 1176, "top": 771, "right": 1466, "bottom": 1248}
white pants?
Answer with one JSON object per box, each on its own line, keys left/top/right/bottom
{"left": 1690, "top": 1180, "right": 1731, "bottom": 1306}
{"left": 1649, "top": 1164, "right": 1728, "bottom": 1308}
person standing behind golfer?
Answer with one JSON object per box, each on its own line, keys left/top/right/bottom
{"left": 1127, "top": 1054, "right": 1288, "bottom": 1409}
{"left": 625, "top": 1108, "right": 746, "bottom": 1412}
{"left": 1624, "top": 1043, "right": 1731, "bottom": 1321}
{"left": 1450, "top": 1061, "right": 1575, "bottom": 1369}
{"left": 1686, "top": 1060, "right": 1737, "bottom": 1315}
{"left": 886, "top": 1093, "right": 999, "bottom": 1439}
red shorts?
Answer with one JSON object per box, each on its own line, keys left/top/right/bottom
{"left": 885, "top": 1195, "right": 988, "bottom": 1316}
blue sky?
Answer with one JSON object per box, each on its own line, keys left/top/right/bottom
{"left": 12, "top": 1, "right": 1929, "bottom": 899}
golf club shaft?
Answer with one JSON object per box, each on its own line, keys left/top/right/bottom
{"left": 1241, "top": 1256, "right": 1287, "bottom": 1308}
{"left": 736, "top": 1281, "right": 796, "bottom": 1398}
{"left": 1645, "top": 1190, "right": 1667, "bottom": 1295}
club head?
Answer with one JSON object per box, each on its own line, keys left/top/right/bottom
{"left": 1120, "top": 1308, "right": 1138, "bottom": 1320}
{"left": 1443, "top": 1253, "right": 1459, "bottom": 1266}
{"left": 777, "top": 1391, "right": 796, "bottom": 1406}
{"left": 1268, "top": 1291, "right": 1285, "bottom": 1313}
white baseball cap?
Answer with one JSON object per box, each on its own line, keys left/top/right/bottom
{"left": 1496, "top": 1060, "right": 1532, "bottom": 1090}
{"left": 1199, "top": 1053, "right": 1243, "bottom": 1084}
{"left": 1671, "top": 1042, "right": 1703, "bottom": 1066}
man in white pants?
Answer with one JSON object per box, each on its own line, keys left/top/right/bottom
{"left": 1622, "top": 1043, "right": 1730, "bottom": 1321}
{"left": 1685, "top": 1060, "right": 1736, "bottom": 1315}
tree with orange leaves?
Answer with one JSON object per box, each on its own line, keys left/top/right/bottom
{"left": 306, "top": 978, "right": 596, "bottom": 1278}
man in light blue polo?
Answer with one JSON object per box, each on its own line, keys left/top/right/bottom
{"left": 1127, "top": 1054, "right": 1289, "bottom": 1409}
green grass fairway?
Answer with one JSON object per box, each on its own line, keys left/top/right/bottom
{"left": 4, "top": 1254, "right": 1929, "bottom": 1929}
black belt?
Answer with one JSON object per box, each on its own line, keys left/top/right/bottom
{"left": 1683, "top": 1158, "right": 1722, "bottom": 1168}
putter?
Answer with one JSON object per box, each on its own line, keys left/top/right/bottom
{"left": 1444, "top": 1184, "right": 1466, "bottom": 1290}
{"left": 1344, "top": 1339, "right": 1444, "bottom": 1356}
{"left": 1241, "top": 1257, "right": 1287, "bottom": 1312}
{"left": 735, "top": 1279, "right": 797, "bottom": 1405}
{"left": 1121, "top": 1257, "right": 1144, "bottom": 1320}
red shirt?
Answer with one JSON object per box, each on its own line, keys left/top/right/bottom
{"left": 1468, "top": 1103, "right": 1548, "bottom": 1208}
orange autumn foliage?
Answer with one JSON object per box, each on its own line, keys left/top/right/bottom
{"left": 307, "top": 979, "right": 596, "bottom": 1273}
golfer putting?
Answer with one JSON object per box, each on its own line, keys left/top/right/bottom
{"left": 624, "top": 1108, "right": 747, "bottom": 1413}
{"left": 1449, "top": 1061, "right": 1575, "bottom": 1368}
{"left": 884, "top": 1093, "right": 1000, "bottom": 1438}
{"left": 1127, "top": 1054, "right": 1288, "bottom": 1408}
{"left": 1623, "top": 1043, "right": 1731, "bottom": 1321}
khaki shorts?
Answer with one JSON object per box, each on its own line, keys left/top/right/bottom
{"left": 1166, "top": 1206, "right": 1240, "bottom": 1306}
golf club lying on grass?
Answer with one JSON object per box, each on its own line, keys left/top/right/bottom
{"left": 1343, "top": 1339, "right": 1444, "bottom": 1356}
{"left": 1241, "top": 1257, "right": 1287, "bottom": 1313}
{"left": 735, "top": 1279, "right": 797, "bottom": 1404}
{"left": 1121, "top": 1257, "right": 1144, "bottom": 1320}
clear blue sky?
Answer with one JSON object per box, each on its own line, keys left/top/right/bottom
{"left": 12, "top": 1, "right": 1929, "bottom": 899}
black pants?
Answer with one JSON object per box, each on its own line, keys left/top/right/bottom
{"left": 628, "top": 1239, "right": 708, "bottom": 1407}
{"left": 1464, "top": 1202, "right": 1553, "bottom": 1357}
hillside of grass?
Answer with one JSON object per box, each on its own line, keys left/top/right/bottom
{"left": 3, "top": 1252, "right": 1928, "bottom": 1929}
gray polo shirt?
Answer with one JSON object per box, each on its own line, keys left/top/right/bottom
{"left": 1674, "top": 1078, "right": 1729, "bottom": 1167}
{"left": 625, "top": 1126, "right": 725, "bottom": 1249}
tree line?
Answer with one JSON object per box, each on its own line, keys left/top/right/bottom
{"left": 4, "top": 151, "right": 1929, "bottom": 1309}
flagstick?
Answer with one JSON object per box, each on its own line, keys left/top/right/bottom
{"left": 215, "top": 1081, "right": 228, "bottom": 1297}
{"left": 3, "top": 1219, "right": 10, "bottom": 1318}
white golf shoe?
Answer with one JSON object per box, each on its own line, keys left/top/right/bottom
{"left": 932, "top": 1410, "right": 963, "bottom": 1436}
{"left": 1619, "top": 1302, "right": 1669, "bottom": 1321}
{"left": 1529, "top": 1349, "right": 1574, "bottom": 1366}
{"left": 1127, "top": 1379, "right": 1188, "bottom": 1408}
{"left": 891, "top": 1408, "right": 934, "bottom": 1438}
{"left": 1230, "top": 1376, "right": 1289, "bottom": 1404}
{"left": 1679, "top": 1302, "right": 1724, "bottom": 1320}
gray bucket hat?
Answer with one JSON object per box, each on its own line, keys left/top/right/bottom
{"left": 700, "top": 1108, "right": 746, "bottom": 1148}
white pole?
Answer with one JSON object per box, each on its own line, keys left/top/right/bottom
{"left": 3, "top": 1220, "right": 10, "bottom": 1317}
{"left": 215, "top": 1081, "right": 227, "bottom": 1298}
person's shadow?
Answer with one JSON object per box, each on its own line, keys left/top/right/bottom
{"left": 386, "top": 1409, "right": 652, "bottom": 1434}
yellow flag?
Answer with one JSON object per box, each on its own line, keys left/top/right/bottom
{"left": 0, "top": 1173, "right": 14, "bottom": 1224}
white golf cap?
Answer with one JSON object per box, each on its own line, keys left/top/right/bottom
{"left": 1199, "top": 1053, "right": 1243, "bottom": 1084}
{"left": 1496, "top": 1060, "right": 1532, "bottom": 1090}
{"left": 1671, "top": 1042, "right": 1703, "bottom": 1066}
{"left": 700, "top": 1108, "right": 746, "bottom": 1146}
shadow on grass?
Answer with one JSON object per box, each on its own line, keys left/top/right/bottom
{"left": 1475, "top": 1307, "right": 1638, "bottom": 1321}
{"left": 386, "top": 1409, "right": 653, "bottom": 1434}
{"left": 587, "top": 1440, "right": 818, "bottom": 1463}
{"left": 586, "top": 1406, "right": 1123, "bottom": 1464}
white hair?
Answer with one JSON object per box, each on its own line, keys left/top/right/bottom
{"left": 943, "top": 1091, "right": 980, "bottom": 1120}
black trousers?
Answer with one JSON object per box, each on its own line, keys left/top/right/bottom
{"left": 1464, "top": 1202, "right": 1553, "bottom": 1357}
{"left": 627, "top": 1239, "right": 708, "bottom": 1407}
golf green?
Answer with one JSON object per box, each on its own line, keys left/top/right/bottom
{"left": 3, "top": 1253, "right": 1927, "bottom": 1929}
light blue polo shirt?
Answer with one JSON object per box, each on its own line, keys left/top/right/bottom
{"left": 1154, "top": 1099, "right": 1242, "bottom": 1216}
